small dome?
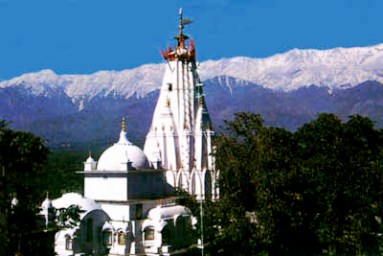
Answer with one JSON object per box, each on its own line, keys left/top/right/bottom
{"left": 97, "top": 130, "right": 150, "bottom": 171}
{"left": 102, "top": 221, "right": 114, "bottom": 231}
{"left": 84, "top": 153, "right": 97, "bottom": 171}
{"left": 86, "top": 155, "right": 96, "bottom": 164}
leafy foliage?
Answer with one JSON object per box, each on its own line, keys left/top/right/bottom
{"left": 56, "top": 205, "right": 84, "bottom": 228}
{"left": 206, "top": 112, "right": 383, "bottom": 256}
{"left": 0, "top": 122, "right": 50, "bottom": 255}
{"left": 44, "top": 150, "right": 84, "bottom": 197}
{"left": 0, "top": 121, "right": 84, "bottom": 255}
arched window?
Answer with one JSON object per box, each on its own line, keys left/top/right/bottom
{"left": 191, "top": 173, "right": 196, "bottom": 195}
{"left": 162, "top": 226, "right": 171, "bottom": 245}
{"left": 117, "top": 231, "right": 125, "bottom": 245}
{"left": 65, "top": 235, "right": 72, "bottom": 250}
{"left": 191, "top": 171, "right": 202, "bottom": 197}
{"left": 144, "top": 227, "right": 155, "bottom": 241}
{"left": 177, "top": 171, "right": 188, "bottom": 191}
{"left": 86, "top": 219, "right": 93, "bottom": 243}
{"left": 176, "top": 216, "right": 186, "bottom": 235}
{"left": 204, "top": 171, "right": 212, "bottom": 200}
{"left": 136, "top": 204, "right": 143, "bottom": 219}
{"left": 103, "top": 230, "right": 113, "bottom": 246}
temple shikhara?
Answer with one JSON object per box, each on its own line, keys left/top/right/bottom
{"left": 37, "top": 8, "right": 217, "bottom": 256}
{"left": 144, "top": 8, "right": 217, "bottom": 201}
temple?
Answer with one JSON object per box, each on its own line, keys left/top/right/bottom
{"left": 144, "top": 8, "right": 218, "bottom": 201}
{"left": 37, "top": 8, "right": 216, "bottom": 256}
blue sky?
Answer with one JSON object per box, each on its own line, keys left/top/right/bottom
{"left": 0, "top": 0, "right": 382, "bottom": 80}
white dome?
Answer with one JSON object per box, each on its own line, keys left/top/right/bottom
{"left": 84, "top": 154, "right": 97, "bottom": 171}
{"left": 102, "top": 221, "right": 114, "bottom": 231}
{"left": 85, "top": 155, "right": 96, "bottom": 164}
{"left": 97, "top": 130, "right": 150, "bottom": 171}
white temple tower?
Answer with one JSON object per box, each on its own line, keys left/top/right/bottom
{"left": 144, "top": 9, "right": 217, "bottom": 200}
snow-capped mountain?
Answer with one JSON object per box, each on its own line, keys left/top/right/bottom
{"left": 200, "top": 43, "right": 383, "bottom": 91}
{"left": 1, "top": 43, "right": 383, "bottom": 100}
{"left": 1, "top": 43, "right": 383, "bottom": 149}
{"left": 0, "top": 64, "right": 165, "bottom": 101}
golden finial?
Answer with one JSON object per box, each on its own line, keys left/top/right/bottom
{"left": 121, "top": 117, "right": 126, "bottom": 132}
{"left": 199, "top": 96, "right": 205, "bottom": 106}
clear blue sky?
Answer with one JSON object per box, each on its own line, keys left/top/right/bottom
{"left": 0, "top": 0, "right": 382, "bottom": 80}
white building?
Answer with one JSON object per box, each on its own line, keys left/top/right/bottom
{"left": 144, "top": 8, "right": 218, "bottom": 201}
{"left": 44, "top": 122, "right": 197, "bottom": 256}
{"left": 40, "top": 8, "right": 216, "bottom": 256}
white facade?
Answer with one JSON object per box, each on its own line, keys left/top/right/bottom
{"left": 46, "top": 125, "right": 196, "bottom": 256}
{"left": 144, "top": 9, "right": 218, "bottom": 201}
{"left": 42, "top": 9, "right": 216, "bottom": 256}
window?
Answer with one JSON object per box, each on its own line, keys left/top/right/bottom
{"left": 65, "top": 235, "right": 72, "bottom": 250}
{"left": 162, "top": 226, "right": 171, "bottom": 245}
{"left": 168, "top": 83, "right": 173, "bottom": 91}
{"left": 136, "top": 204, "right": 143, "bottom": 220}
{"left": 204, "top": 171, "right": 212, "bottom": 200}
{"left": 86, "top": 219, "right": 93, "bottom": 243}
{"left": 118, "top": 231, "right": 126, "bottom": 245}
{"left": 144, "top": 227, "right": 155, "bottom": 241}
{"left": 103, "top": 230, "right": 113, "bottom": 246}
{"left": 176, "top": 217, "right": 186, "bottom": 235}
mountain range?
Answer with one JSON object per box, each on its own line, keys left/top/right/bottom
{"left": 1, "top": 43, "right": 383, "bottom": 150}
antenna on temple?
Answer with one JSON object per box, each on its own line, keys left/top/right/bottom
{"left": 179, "top": 8, "right": 184, "bottom": 35}
{"left": 178, "top": 7, "right": 192, "bottom": 36}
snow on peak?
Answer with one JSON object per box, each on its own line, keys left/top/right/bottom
{"left": 1, "top": 43, "right": 383, "bottom": 97}
{"left": 199, "top": 43, "right": 383, "bottom": 91}
{"left": 0, "top": 69, "right": 60, "bottom": 95}
{"left": 0, "top": 64, "right": 165, "bottom": 99}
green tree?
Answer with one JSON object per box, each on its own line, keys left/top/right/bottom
{"left": 44, "top": 150, "right": 84, "bottom": 197}
{"left": 293, "top": 113, "right": 346, "bottom": 255}
{"left": 208, "top": 112, "right": 383, "bottom": 256}
{"left": 209, "top": 112, "right": 264, "bottom": 255}
{"left": 293, "top": 114, "right": 383, "bottom": 255}
{"left": 0, "top": 121, "right": 49, "bottom": 255}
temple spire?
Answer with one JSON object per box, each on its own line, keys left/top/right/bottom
{"left": 144, "top": 8, "right": 217, "bottom": 201}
